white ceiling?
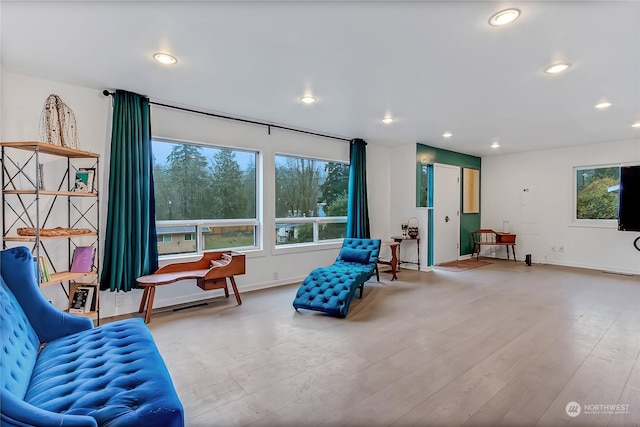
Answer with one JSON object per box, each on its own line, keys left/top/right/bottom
{"left": 2, "top": 1, "right": 639, "bottom": 156}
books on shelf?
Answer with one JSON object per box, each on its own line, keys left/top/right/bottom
{"left": 73, "top": 168, "right": 95, "bottom": 193}
{"left": 38, "top": 256, "right": 51, "bottom": 282}
{"left": 69, "top": 283, "right": 97, "bottom": 314}
{"left": 71, "top": 246, "right": 95, "bottom": 273}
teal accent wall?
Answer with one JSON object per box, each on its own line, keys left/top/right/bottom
{"left": 416, "top": 144, "right": 481, "bottom": 258}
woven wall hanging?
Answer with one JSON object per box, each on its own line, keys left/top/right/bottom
{"left": 39, "top": 94, "right": 79, "bottom": 149}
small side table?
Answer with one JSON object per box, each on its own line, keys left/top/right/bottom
{"left": 378, "top": 242, "right": 399, "bottom": 280}
{"left": 391, "top": 236, "right": 421, "bottom": 270}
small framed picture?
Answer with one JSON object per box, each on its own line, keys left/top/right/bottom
{"left": 73, "top": 168, "right": 95, "bottom": 193}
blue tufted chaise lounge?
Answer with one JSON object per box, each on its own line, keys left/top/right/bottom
{"left": 292, "top": 238, "right": 381, "bottom": 318}
{"left": 0, "top": 246, "right": 184, "bottom": 427}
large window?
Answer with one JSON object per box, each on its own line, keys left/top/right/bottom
{"left": 152, "top": 140, "right": 258, "bottom": 255}
{"left": 275, "top": 154, "right": 349, "bottom": 246}
{"left": 574, "top": 165, "right": 620, "bottom": 225}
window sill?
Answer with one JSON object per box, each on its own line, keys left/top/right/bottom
{"left": 569, "top": 220, "right": 618, "bottom": 229}
{"left": 271, "top": 240, "right": 343, "bottom": 256}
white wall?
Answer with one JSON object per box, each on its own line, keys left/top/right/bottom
{"left": 482, "top": 139, "right": 640, "bottom": 275}
{"left": 389, "top": 142, "right": 431, "bottom": 270}
{"left": 1, "top": 71, "right": 393, "bottom": 317}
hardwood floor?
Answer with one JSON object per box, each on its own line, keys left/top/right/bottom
{"left": 143, "top": 259, "right": 640, "bottom": 426}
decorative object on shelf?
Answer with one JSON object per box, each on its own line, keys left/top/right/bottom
{"left": 70, "top": 246, "right": 95, "bottom": 273}
{"left": 69, "top": 287, "right": 89, "bottom": 313}
{"left": 73, "top": 284, "right": 96, "bottom": 313}
{"left": 408, "top": 217, "right": 419, "bottom": 239}
{"left": 39, "top": 94, "right": 80, "bottom": 149}
{"left": 38, "top": 163, "right": 45, "bottom": 190}
{"left": 73, "top": 168, "right": 95, "bottom": 192}
{"left": 401, "top": 223, "right": 408, "bottom": 237}
{"left": 17, "top": 227, "right": 93, "bottom": 236}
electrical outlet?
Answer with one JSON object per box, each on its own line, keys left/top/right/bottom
{"left": 115, "top": 293, "right": 124, "bottom": 307}
{"left": 558, "top": 246, "right": 565, "bottom": 253}
{"left": 273, "top": 272, "right": 279, "bottom": 280}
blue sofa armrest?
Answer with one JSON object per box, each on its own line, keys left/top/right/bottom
{"left": 1, "top": 390, "right": 97, "bottom": 427}
{"left": 0, "top": 247, "right": 93, "bottom": 343}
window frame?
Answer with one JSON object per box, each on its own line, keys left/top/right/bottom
{"left": 571, "top": 163, "right": 620, "bottom": 229}
{"left": 152, "top": 138, "right": 261, "bottom": 258}
{"left": 274, "top": 153, "right": 349, "bottom": 248}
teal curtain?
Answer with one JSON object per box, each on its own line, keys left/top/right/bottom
{"left": 100, "top": 90, "right": 158, "bottom": 292}
{"left": 346, "top": 138, "right": 370, "bottom": 238}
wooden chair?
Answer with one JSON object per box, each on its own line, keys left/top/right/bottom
{"left": 471, "top": 229, "right": 516, "bottom": 262}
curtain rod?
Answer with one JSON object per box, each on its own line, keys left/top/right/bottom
{"left": 102, "top": 90, "right": 351, "bottom": 143}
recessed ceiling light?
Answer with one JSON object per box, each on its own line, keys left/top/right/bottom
{"left": 632, "top": 122, "right": 640, "bottom": 128}
{"left": 488, "top": 8, "right": 521, "bottom": 26}
{"left": 442, "top": 132, "right": 453, "bottom": 138}
{"left": 381, "top": 116, "right": 395, "bottom": 124}
{"left": 595, "top": 102, "right": 612, "bottom": 109}
{"left": 153, "top": 53, "right": 177, "bottom": 65}
{"left": 545, "top": 63, "right": 571, "bottom": 74}
{"left": 299, "top": 96, "right": 316, "bottom": 104}
{"left": 491, "top": 142, "right": 500, "bottom": 149}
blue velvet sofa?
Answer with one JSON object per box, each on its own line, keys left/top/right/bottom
{"left": 1, "top": 246, "right": 184, "bottom": 427}
{"left": 292, "top": 238, "right": 381, "bottom": 317}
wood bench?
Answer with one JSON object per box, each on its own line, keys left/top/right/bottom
{"left": 136, "top": 251, "right": 245, "bottom": 323}
{"left": 471, "top": 229, "right": 517, "bottom": 262}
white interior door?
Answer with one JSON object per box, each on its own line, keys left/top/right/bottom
{"left": 433, "top": 163, "right": 461, "bottom": 264}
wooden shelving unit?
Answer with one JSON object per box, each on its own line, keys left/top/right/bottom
{"left": 1, "top": 141, "right": 101, "bottom": 323}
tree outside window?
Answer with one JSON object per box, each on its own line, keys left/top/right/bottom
{"left": 275, "top": 155, "right": 348, "bottom": 245}
{"left": 575, "top": 166, "right": 620, "bottom": 220}
{"left": 152, "top": 140, "right": 258, "bottom": 255}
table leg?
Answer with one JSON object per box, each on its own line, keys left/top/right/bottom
{"left": 229, "top": 276, "right": 242, "bottom": 305}
{"left": 512, "top": 245, "right": 516, "bottom": 262}
{"left": 394, "top": 239, "right": 402, "bottom": 270}
{"left": 139, "top": 287, "right": 149, "bottom": 313}
{"left": 390, "top": 244, "right": 398, "bottom": 280}
{"left": 144, "top": 286, "right": 156, "bottom": 324}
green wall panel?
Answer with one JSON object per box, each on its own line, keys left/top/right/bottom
{"left": 416, "top": 144, "right": 481, "bottom": 257}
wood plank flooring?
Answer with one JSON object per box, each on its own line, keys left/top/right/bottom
{"left": 142, "top": 259, "right": 640, "bottom": 426}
